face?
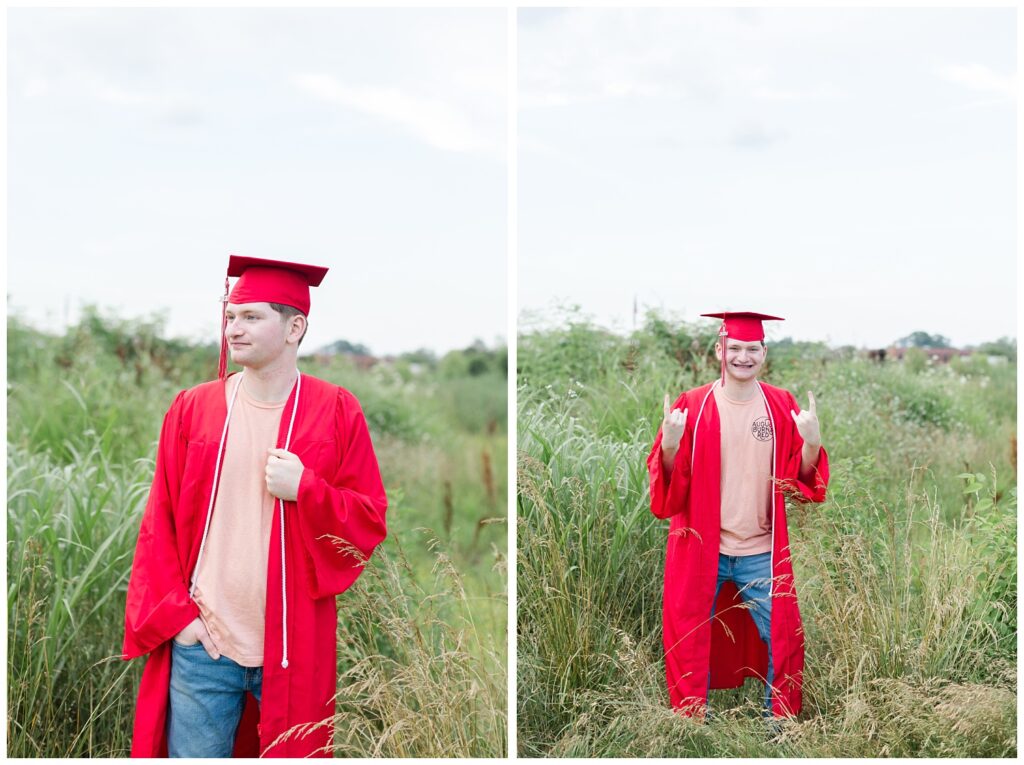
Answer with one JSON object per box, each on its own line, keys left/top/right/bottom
{"left": 224, "top": 302, "right": 302, "bottom": 370}
{"left": 715, "top": 339, "right": 767, "bottom": 383}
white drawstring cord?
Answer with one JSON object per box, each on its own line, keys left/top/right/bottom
{"left": 755, "top": 381, "right": 778, "bottom": 713}
{"left": 755, "top": 381, "right": 778, "bottom": 598}
{"left": 690, "top": 379, "right": 718, "bottom": 468}
{"left": 278, "top": 371, "right": 301, "bottom": 669}
{"left": 190, "top": 372, "right": 245, "bottom": 599}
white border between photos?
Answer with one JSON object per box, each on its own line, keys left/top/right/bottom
{"left": 506, "top": 5, "right": 519, "bottom": 760}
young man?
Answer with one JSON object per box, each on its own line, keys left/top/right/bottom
{"left": 646, "top": 311, "right": 829, "bottom": 722}
{"left": 122, "top": 255, "right": 388, "bottom": 757}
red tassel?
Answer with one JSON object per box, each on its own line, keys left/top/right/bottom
{"left": 719, "top": 322, "right": 728, "bottom": 387}
{"left": 218, "top": 276, "right": 229, "bottom": 380}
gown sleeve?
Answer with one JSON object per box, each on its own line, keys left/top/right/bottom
{"left": 122, "top": 391, "right": 201, "bottom": 659}
{"left": 647, "top": 392, "right": 694, "bottom": 520}
{"left": 294, "top": 388, "right": 388, "bottom": 600}
{"left": 780, "top": 391, "right": 830, "bottom": 503}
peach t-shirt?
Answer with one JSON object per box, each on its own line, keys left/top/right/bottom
{"left": 191, "top": 378, "right": 284, "bottom": 667}
{"left": 714, "top": 386, "right": 774, "bottom": 556}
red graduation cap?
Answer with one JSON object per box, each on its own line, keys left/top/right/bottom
{"left": 218, "top": 255, "right": 329, "bottom": 379}
{"left": 701, "top": 311, "right": 784, "bottom": 385}
{"left": 227, "top": 255, "right": 328, "bottom": 315}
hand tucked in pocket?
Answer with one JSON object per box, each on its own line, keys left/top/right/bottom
{"left": 174, "top": 616, "right": 221, "bottom": 660}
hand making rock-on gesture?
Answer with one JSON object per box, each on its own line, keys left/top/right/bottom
{"left": 661, "top": 393, "right": 689, "bottom": 450}
{"left": 790, "top": 391, "right": 821, "bottom": 447}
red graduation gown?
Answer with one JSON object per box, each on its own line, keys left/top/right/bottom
{"left": 122, "top": 373, "right": 388, "bottom": 757}
{"left": 647, "top": 380, "right": 828, "bottom": 718}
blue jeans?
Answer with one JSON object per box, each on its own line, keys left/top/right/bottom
{"left": 167, "top": 641, "right": 263, "bottom": 758}
{"left": 708, "top": 552, "right": 773, "bottom": 714}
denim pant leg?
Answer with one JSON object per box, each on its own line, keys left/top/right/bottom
{"left": 168, "top": 642, "right": 254, "bottom": 758}
{"left": 248, "top": 665, "right": 264, "bottom": 704}
{"left": 733, "top": 552, "right": 774, "bottom": 714}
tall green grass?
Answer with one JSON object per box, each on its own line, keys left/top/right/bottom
{"left": 8, "top": 439, "right": 143, "bottom": 757}
{"left": 7, "top": 311, "right": 507, "bottom": 757}
{"left": 517, "top": 315, "right": 1016, "bottom": 757}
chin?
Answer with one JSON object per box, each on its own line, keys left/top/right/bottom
{"left": 230, "top": 352, "right": 256, "bottom": 367}
{"left": 726, "top": 368, "right": 759, "bottom": 381}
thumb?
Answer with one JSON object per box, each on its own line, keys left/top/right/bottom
{"left": 790, "top": 409, "right": 798, "bottom": 423}
{"left": 663, "top": 393, "right": 670, "bottom": 417}
{"left": 268, "top": 448, "right": 294, "bottom": 460}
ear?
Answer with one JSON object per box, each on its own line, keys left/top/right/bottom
{"left": 714, "top": 341, "right": 722, "bottom": 361}
{"left": 287, "top": 314, "right": 307, "bottom": 344}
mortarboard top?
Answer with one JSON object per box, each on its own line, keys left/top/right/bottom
{"left": 227, "top": 255, "right": 328, "bottom": 317}
{"left": 701, "top": 311, "right": 784, "bottom": 343}
{"left": 218, "top": 255, "right": 329, "bottom": 379}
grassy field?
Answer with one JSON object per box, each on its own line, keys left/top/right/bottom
{"left": 7, "top": 308, "right": 507, "bottom": 757}
{"left": 517, "top": 312, "right": 1016, "bottom": 757}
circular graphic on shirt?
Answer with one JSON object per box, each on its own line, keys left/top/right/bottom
{"left": 751, "top": 416, "right": 773, "bottom": 442}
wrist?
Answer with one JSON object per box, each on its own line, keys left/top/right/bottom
{"left": 296, "top": 467, "right": 316, "bottom": 504}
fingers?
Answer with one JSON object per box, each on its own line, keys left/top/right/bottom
{"left": 808, "top": 391, "right": 817, "bottom": 414}
{"left": 671, "top": 408, "right": 687, "bottom": 424}
{"left": 196, "top": 625, "right": 221, "bottom": 660}
{"left": 200, "top": 636, "right": 221, "bottom": 661}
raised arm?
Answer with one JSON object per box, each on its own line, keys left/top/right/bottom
{"left": 785, "top": 390, "right": 829, "bottom": 502}
{"left": 790, "top": 390, "right": 822, "bottom": 485}
{"left": 647, "top": 392, "right": 692, "bottom": 519}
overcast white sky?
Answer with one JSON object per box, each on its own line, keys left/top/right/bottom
{"left": 8, "top": 7, "right": 507, "bottom": 356}
{"left": 518, "top": 7, "right": 1016, "bottom": 349}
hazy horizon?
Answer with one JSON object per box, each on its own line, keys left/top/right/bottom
{"left": 518, "top": 305, "right": 1014, "bottom": 351}
{"left": 8, "top": 300, "right": 507, "bottom": 357}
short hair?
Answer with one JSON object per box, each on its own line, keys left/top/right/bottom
{"left": 269, "top": 303, "right": 308, "bottom": 346}
{"left": 718, "top": 339, "right": 767, "bottom": 350}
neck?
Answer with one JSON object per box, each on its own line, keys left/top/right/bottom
{"left": 238, "top": 358, "right": 298, "bottom": 402}
{"left": 721, "top": 377, "right": 758, "bottom": 401}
